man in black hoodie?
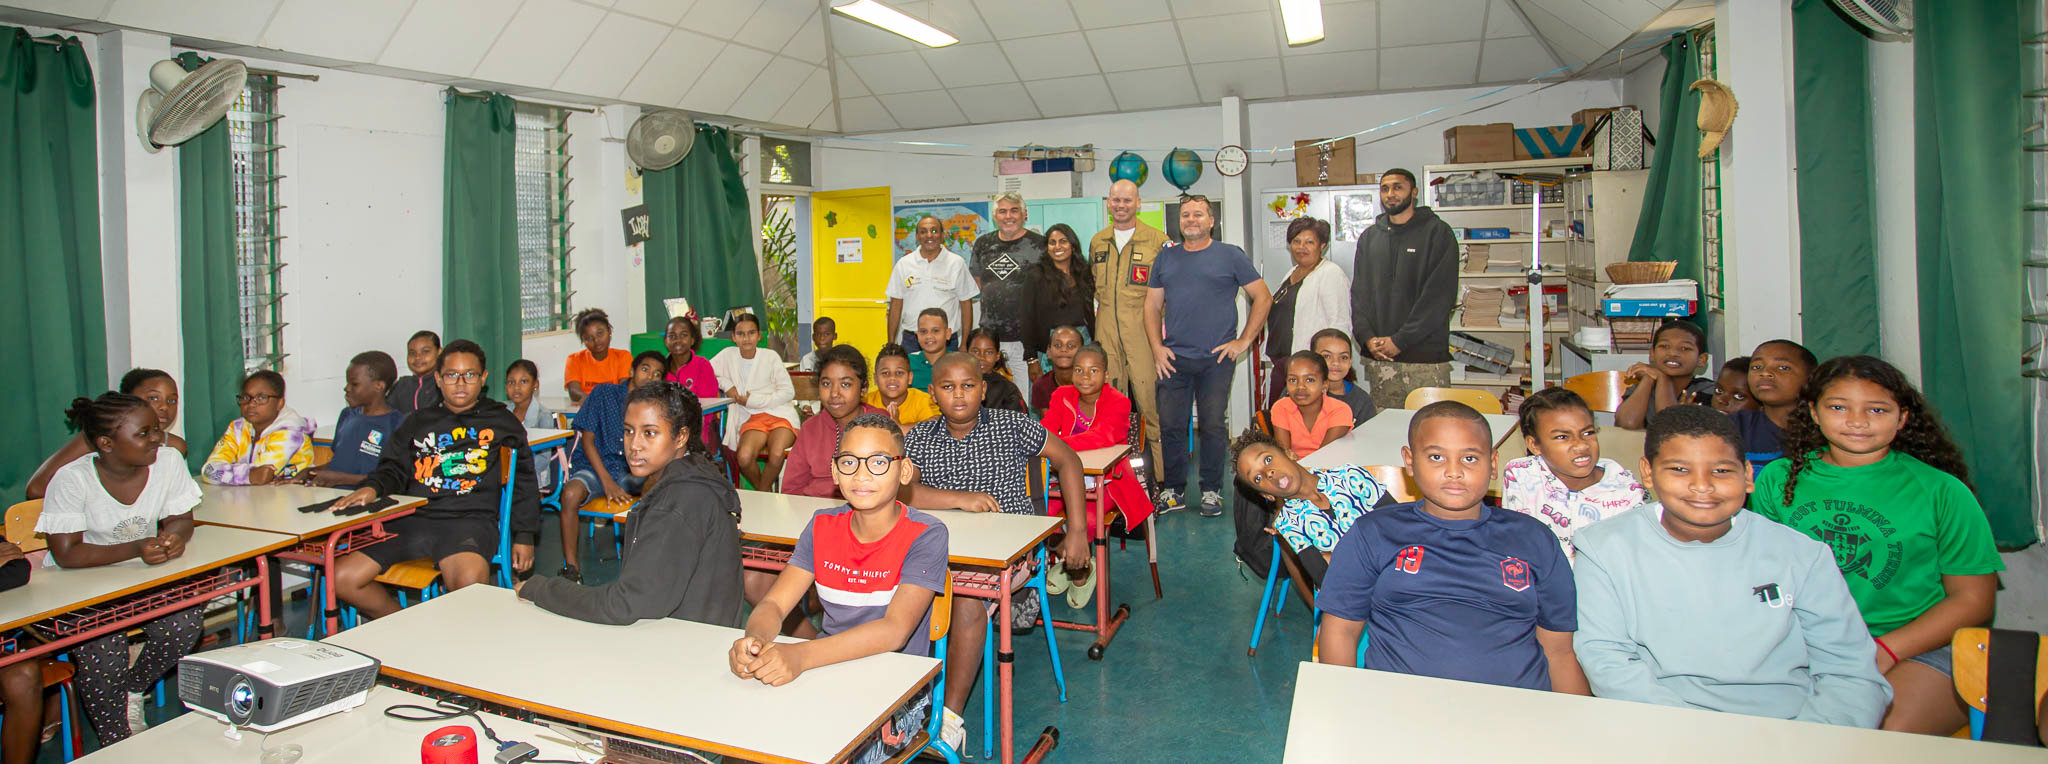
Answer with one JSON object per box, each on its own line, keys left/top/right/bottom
{"left": 1349, "top": 168, "right": 1459, "bottom": 411}
{"left": 328, "top": 339, "right": 539, "bottom": 620}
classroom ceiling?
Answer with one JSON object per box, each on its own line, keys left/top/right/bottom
{"left": 0, "top": 0, "right": 1710, "bottom": 134}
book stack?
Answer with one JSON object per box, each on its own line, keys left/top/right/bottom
{"left": 1460, "top": 286, "right": 1506, "bottom": 328}
{"left": 1462, "top": 243, "right": 1523, "bottom": 274}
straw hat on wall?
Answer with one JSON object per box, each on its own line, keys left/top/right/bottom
{"left": 1692, "top": 78, "right": 1738, "bottom": 159}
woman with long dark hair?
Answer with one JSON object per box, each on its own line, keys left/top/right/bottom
{"left": 1024, "top": 223, "right": 1096, "bottom": 367}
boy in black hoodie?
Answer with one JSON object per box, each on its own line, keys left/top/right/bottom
{"left": 329, "top": 339, "right": 538, "bottom": 620}
{"left": 516, "top": 381, "right": 743, "bottom": 626}
{"left": 1347, "top": 168, "right": 1459, "bottom": 411}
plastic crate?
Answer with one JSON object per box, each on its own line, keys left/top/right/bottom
{"left": 1450, "top": 332, "right": 1515, "bottom": 365}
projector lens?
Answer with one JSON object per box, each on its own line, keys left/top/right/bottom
{"left": 228, "top": 676, "right": 254, "bottom": 720}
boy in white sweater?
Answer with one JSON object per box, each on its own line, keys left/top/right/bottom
{"left": 1573, "top": 405, "right": 1891, "bottom": 727}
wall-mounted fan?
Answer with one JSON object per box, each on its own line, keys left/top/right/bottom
{"left": 136, "top": 57, "right": 247, "bottom": 152}
{"left": 627, "top": 110, "right": 696, "bottom": 171}
{"left": 1827, "top": 0, "right": 1911, "bottom": 38}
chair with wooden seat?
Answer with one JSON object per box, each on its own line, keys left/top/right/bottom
{"left": 574, "top": 494, "right": 635, "bottom": 561}
{"left": 1953, "top": 626, "right": 2048, "bottom": 744}
{"left": 361, "top": 447, "right": 519, "bottom": 626}
{"left": 1561, "top": 370, "right": 1628, "bottom": 413}
{"left": 3, "top": 500, "right": 81, "bottom": 761}
{"left": 912, "top": 576, "right": 959, "bottom": 763}
{"left": 1402, "top": 386, "right": 1504, "bottom": 414}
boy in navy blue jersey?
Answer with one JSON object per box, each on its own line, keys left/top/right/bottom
{"left": 1315, "top": 401, "right": 1588, "bottom": 694}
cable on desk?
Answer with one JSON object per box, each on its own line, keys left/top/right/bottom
{"left": 383, "top": 698, "right": 584, "bottom": 764}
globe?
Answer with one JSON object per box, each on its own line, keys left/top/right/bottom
{"left": 1109, "top": 151, "right": 1148, "bottom": 187}
{"left": 1163, "top": 148, "right": 1203, "bottom": 191}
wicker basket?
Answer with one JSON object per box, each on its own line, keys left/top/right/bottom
{"left": 1605, "top": 261, "right": 1676, "bottom": 285}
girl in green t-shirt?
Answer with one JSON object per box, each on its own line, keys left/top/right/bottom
{"left": 1750, "top": 355, "right": 2001, "bottom": 736}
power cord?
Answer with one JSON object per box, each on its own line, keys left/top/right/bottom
{"left": 384, "top": 698, "right": 583, "bottom": 764}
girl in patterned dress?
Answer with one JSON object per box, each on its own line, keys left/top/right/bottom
{"left": 1231, "top": 428, "right": 1395, "bottom": 577}
{"left": 1499, "top": 387, "right": 1646, "bottom": 561}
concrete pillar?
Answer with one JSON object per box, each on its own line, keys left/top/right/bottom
{"left": 93, "top": 30, "right": 181, "bottom": 432}
{"left": 1221, "top": 95, "right": 1254, "bottom": 436}
{"left": 1715, "top": 0, "right": 1802, "bottom": 358}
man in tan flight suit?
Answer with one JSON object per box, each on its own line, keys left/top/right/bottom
{"left": 1090, "top": 179, "right": 1168, "bottom": 487}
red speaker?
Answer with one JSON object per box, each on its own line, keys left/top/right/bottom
{"left": 421, "top": 725, "right": 478, "bottom": 764}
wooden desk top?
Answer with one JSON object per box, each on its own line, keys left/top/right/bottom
{"left": 194, "top": 485, "right": 427, "bottom": 541}
{"left": 0, "top": 526, "right": 296, "bottom": 632}
{"left": 324, "top": 586, "right": 938, "bottom": 764}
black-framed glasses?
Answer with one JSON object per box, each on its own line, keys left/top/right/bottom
{"left": 235, "top": 393, "right": 279, "bottom": 405}
{"left": 438, "top": 371, "right": 483, "bottom": 384}
{"left": 833, "top": 453, "right": 905, "bottom": 476}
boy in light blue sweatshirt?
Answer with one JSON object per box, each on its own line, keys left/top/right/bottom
{"left": 1573, "top": 405, "right": 1891, "bottom": 727}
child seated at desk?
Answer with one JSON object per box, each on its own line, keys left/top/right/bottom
{"left": 387, "top": 330, "right": 443, "bottom": 415}
{"left": 328, "top": 340, "right": 540, "bottom": 619}
{"left": 1311, "top": 329, "right": 1377, "bottom": 425}
{"left": 1710, "top": 356, "right": 1758, "bottom": 415}
{"left": 564, "top": 308, "right": 630, "bottom": 404}
{"left": 909, "top": 309, "right": 951, "bottom": 390}
{"left": 1731, "top": 339, "right": 1815, "bottom": 472}
{"left": 519, "top": 381, "right": 743, "bottom": 626}
{"left": 1030, "top": 325, "right": 1084, "bottom": 411}
{"left": 0, "top": 537, "right": 54, "bottom": 764}
{"left": 903, "top": 353, "right": 1089, "bottom": 746}
{"left": 661, "top": 315, "right": 720, "bottom": 448}
{"left": 201, "top": 370, "right": 317, "bottom": 485}
{"left": 712, "top": 313, "right": 801, "bottom": 492}
{"left": 966, "top": 328, "right": 1027, "bottom": 413}
{"left": 1039, "top": 344, "right": 1155, "bottom": 537}
{"left": 1575, "top": 405, "right": 1891, "bottom": 726}
{"left": 1231, "top": 428, "right": 1394, "bottom": 585}
{"left": 1269, "top": 351, "right": 1352, "bottom": 459}
{"left": 555, "top": 351, "right": 669, "bottom": 581}
{"left": 731, "top": 413, "right": 950, "bottom": 760}
{"left": 26, "top": 368, "right": 187, "bottom": 499}
{"left": 797, "top": 315, "right": 836, "bottom": 372}
{"left": 783, "top": 346, "right": 886, "bottom": 500}
{"left": 303, "top": 351, "right": 403, "bottom": 488}
{"left": 867, "top": 344, "right": 940, "bottom": 430}
{"left": 503, "top": 359, "right": 557, "bottom": 494}
{"left": 1316, "top": 402, "right": 1587, "bottom": 695}
{"left": 1616, "top": 320, "right": 1714, "bottom": 430}
{"left": 1499, "top": 387, "right": 1646, "bottom": 560}
{"left": 39, "top": 392, "right": 205, "bottom": 744}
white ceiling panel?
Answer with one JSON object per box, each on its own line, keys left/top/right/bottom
{"left": 772, "top": 65, "right": 835, "bottom": 126}
{"left": 1485, "top": 0, "right": 1534, "bottom": 38}
{"left": 258, "top": 0, "right": 411, "bottom": 63}
{"left": 950, "top": 82, "right": 1040, "bottom": 123}
{"left": 838, "top": 95, "right": 900, "bottom": 131}
{"left": 1582, "top": 0, "right": 1664, "bottom": 31}
{"left": 834, "top": 57, "right": 872, "bottom": 97}
{"left": 922, "top": 43, "right": 1021, "bottom": 88}
{"left": 970, "top": 0, "right": 1077, "bottom": 39}
{"left": 1478, "top": 35, "right": 1558, "bottom": 81}
{"left": 1176, "top": 11, "right": 1276, "bottom": 63}
{"left": 846, "top": 51, "right": 943, "bottom": 94}
{"left": 1378, "top": 0, "right": 1487, "bottom": 46}
{"left": 1073, "top": 0, "right": 1172, "bottom": 28}
{"left": 1001, "top": 33, "right": 1099, "bottom": 81}
{"left": 923, "top": 0, "right": 996, "bottom": 45}
{"left": 878, "top": 90, "right": 965, "bottom": 129}
{"left": 828, "top": 14, "right": 918, "bottom": 56}
{"left": 681, "top": 0, "right": 764, "bottom": 41}
{"left": 781, "top": 11, "right": 826, "bottom": 62}
{"left": 734, "top": 0, "right": 815, "bottom": 53}
{"left": 681, "top": 44, "right": 774, "bottom": 112}
{"left": 473, "top": 0, "right": 607, "bottom": 86}
{"left": 1168, "top": 0, "right": 1267, "bottom": 18}
{"left": 102, "top": 0, "right": 275, "bottom": 45}
{"left": 3, "top": 0, "right": 114, "bottom": 20}
{"left": 1085, "top": 22, "right": 1186, "bottom": 72}
{"left": 1193, "top": 58, "right": 1284, "bottom": 101}
{"left": 377, "top": 0, "right": 519, "bottom": 75}
{"left": 553, "top": 13, "right": 670, "bottom": 97}
{"left": 1286, "top": 0, "right": 1376, "bottom": 55}
{"left": 1524, "top": 0, "right": 1632, "bottom": 46}
{"left": 1283, "top": 49, "right": 1378, "bottom": 95}
{"left": 810, "top": 107, "right": 837, "bottom": 131}
{"left": 1377, "top": 41, "right": 1482, "bottom": 89}
{"left": 610, "top": 0, "right": 697, "bottom": 25}
{"left": 618, "top": 28, "right": 723, "bottom": 107}
{"left": 729, "top": 56, "right": 816, "bottom": 121}
{"left": 1024, "top": 74, "right": 1116, "bottom": 117}
{"left": 1104, "top": 65, "right": 1196, "bottom": 111}
{"left": 1517, "top": 1, "right": 1611, "bottom": 65}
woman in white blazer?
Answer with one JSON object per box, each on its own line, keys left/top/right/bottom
{"left": 710, "top": 313, "right": 801, "bottom": 490}
{"left": 1263, "top": 216, "right": 1354, "bottom": 403}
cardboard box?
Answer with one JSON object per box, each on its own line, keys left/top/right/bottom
{"left": 1513, "top": 125, "right": 1590, "bottom": 160}
{"left": 996, "top": 171, "right": 1082, "bottom": 199}
{"left": 1603, "top": 299, "right": 1697, "bottom": 317}
{"left": 1571, "top": 107, "right": 1618, "bottom": 129}
{"left": 1293, "top": 138, "right": 1357, "bottom": 186}
{"left": 1443, "top": 123, "right": 1515, "bottom": 163}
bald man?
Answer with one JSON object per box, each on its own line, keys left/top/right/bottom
{"left": 1089, "top": 179, "right": 1170, "bottom": 495}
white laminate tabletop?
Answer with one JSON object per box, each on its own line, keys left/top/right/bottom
{"left": 1299, "top": 408, "right": 1521, "bottom": 472}
{"left": 311, "top": 425, "right": 571, "bottom": 448}
{"left": 701, "top": 396, "right": 734, "bottom": 412}
{"left": 324, "top": 585, "right": 938, "bottom": 764}
{"left": 710, "top": 490, "right": 1061, "bottom": 569}
{"left": 1284, "top": 662, "right": 2043, "bottom": 763}
{"left": 194, "top": 485, "right": 428, "bottom": 541}
{"left": 0, "top": 526, "right": 296, "bottom": 631}
{"left": 1076, "top": 444, "right": 1131, "bottom": 475}
{"left": 76, "top": 686, "right": 587, "bottom": 763}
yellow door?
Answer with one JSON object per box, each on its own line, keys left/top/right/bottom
{"left": 811, "top": 186, "right": 894, "bottom": 362}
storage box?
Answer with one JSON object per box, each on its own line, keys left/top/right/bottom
{"left": 996, "top": 159, "right": 1032, "bottom": 175}
{"left": 1030, "top": 157, "right": 1075, "bottom": 173}
{"left": 1603, "top": 299, "right": 1697, "bottom": 317}
{"left": 996, "top": 171, "right": 1082, "bottom": 199}
{"left": 1513, "top": 125, "right": 1590, "bottom": 160}
{"left": 1451, "top": 332, "right": 1515, "bottom": 375}
{"left": 1463, "top": 227, "right": 1512, "bottom": 240}
{"left": 1572, "top": 107, "right": 1620, "bottom": 129}
{"left": 1293, "top": 138, "right": 1357, "bottom": 186}
{"left": 1603, "top": 279, "right": 1699, "bottom": 301}
{"left": 1434, "top": 176, "right": 1507, "bottom": 207}
{"left": 1443, "top": 123, "right": 1515, "bottom": 164}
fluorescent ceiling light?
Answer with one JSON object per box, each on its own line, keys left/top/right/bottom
{"left": 832, "top": 0, "right": 958, "bottom": 48}
{"left": 1280, "top": 0, "right": 1325, "bottom": 46}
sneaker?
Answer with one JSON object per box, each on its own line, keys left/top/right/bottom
{"left": 1154, "top": 488, "right": 1184, "bottom": 514}
{"left": 940, "top": 707, "right": 966, "bottom": 752}
{"left": 1198, "top": 491, "right": 1224, "bottom": 517}
{"left": 557, "top": 564, "right": 581, "bottom": 584}
{"left": 125, "top": 691, "right": 148, "bottom": 733}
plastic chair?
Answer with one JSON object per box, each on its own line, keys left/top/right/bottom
{"left": 1402, "top": 386, "right": 1504, "bottom": 414}
{"left": 914, "top": 577, "right": 961, "bottom": 763}
{"left": 360, "top": 447, "right": 519, "bottom": 625}
{"left": 1561, "top": 370, "right": 1628, "bottom": 413}
{"left": 1952, "top": 627, "right": 2048, "bottom": 743}
{"left": 574, "top": 494, "right": 634, "bottom": 561}
{"left": 4, "top": 500, "right": 45, "bottom": 553}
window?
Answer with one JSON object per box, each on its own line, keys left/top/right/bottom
{"left": 230, "top": 75, "right": 285, "bottom": 372}
{"left": 514, "top": 105, "right": 573, "bottom": 334}
{"left": 761, "top": 136, "right": 811, "bottom": 186}
{"left": 1697, "top": 28, "right": 1725, "bottom": 313}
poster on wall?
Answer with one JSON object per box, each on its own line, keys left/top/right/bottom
{"left": 835, "top": 237, "right": 863, "bottom": 264}
{"left": 892, "top": 195, "right": 991, "bottom": 259}
{"left": 1329, "top": 190, "right": 1380, "bottom": 242}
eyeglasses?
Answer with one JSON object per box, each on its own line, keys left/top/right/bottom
{"left": 833, "top": 453, "right": 905, "bottom": 476}
{"left": 235, "top": 393, "right": 279, "bottom": 404}
{"left": 438, "top": 371, "right": 484, "bottom": 384}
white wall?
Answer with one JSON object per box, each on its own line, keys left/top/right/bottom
{"left": 1620, "top": 53, "right": 1665, "bottom": 138}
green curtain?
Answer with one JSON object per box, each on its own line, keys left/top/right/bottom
{"left": 174, "top": 51, "right": 241, "bottom": 471}
{"left": 1791, "top": 0, "right": 1880, "bottom": 359}
{"left": 643, "top": 125, "right": 764, "bottom": 333}
{"left": 0, "top": 28, "right": 105, "bottom": 498}
{"left": 1625, "top": 35, "right": 1708, "bottom": 333}
{"left": 441, "top": 90, "right": 520, "bottom": 367}
{"left": 1914, "top": 0, "right": 2034, "bottom": 546}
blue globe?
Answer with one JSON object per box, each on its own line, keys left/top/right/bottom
{"left": 1164, "top": 148, "right": 1203, "bottom": 191}
{"left": 1109, "top": 151, "right": 1148, "bottom": 187}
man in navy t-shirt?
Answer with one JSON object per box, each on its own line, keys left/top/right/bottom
{"left": 1315, "top": 402, "right": 1588, "bottom": 694}
{"left": 1143, "top": 195, "right": 1272, "bottom": 517}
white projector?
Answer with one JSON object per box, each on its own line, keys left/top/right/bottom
{"left": 177, "top": 638, "right": 381, "bottom": 732}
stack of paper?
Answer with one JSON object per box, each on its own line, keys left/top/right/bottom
{"left": 1460, "top": 286, "right": 1506, "bottom": 328}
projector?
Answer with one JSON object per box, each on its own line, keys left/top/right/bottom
{"left": 177, "top": 638, "right": 381, "bottom": 732}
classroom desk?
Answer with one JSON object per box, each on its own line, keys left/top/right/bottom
{"left": 311, "top": 425, "right": 573, "bottom": 452}
{"left": 1283, "top": 662, "right": 2043, "bottom": 763}
{"left": 325, "top": 585, "right": 938, "bottom": 764}
{"left": 1300, "top": 408, "right": 1521, "bottom": 472}
{"left": 1049, "top": 444, "right": 1135, "bottom": 660}
{"left": 626, "top": 491, "right": 1062, "bottom": 764}
{"left": 194, "top": 485, "right": 428, "bottom": 637}
{"left": 75, "top": 686, "right": 587, "bottom": 763}
{"left": 1494, "top": 423, "right": 1649, "bottom": 477}
{"left": 0, "top": 527, "right": 295, "bottom": 668}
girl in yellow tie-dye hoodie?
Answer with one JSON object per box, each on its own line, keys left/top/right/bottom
{"left": 202, "top": 370, "right": 318, "bottom": 485}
